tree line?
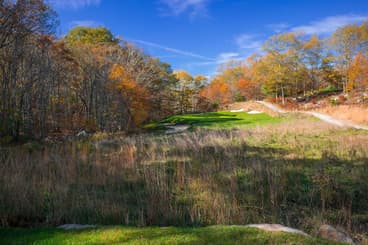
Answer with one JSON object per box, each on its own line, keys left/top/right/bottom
{"left": 0, "top": 0, "right": 210, "bottom": 141}
{"left": 2, "top": 0, "right": 368, "bottom": 141}
{"left": 201, "top": 21, "right": 368, "bottom": 106}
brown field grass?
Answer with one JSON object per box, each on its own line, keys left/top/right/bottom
{"left": 0, "top": 116, "right": 367, "bottom": 241}
{"left": 316, "top": 105, "right": 368, "bottom": 126}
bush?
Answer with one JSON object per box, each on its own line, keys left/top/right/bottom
{"left": 320, "top": 85, "right": 338, "bottom": 94}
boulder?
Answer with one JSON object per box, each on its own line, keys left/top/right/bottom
{"left": 296, "top": 96, "right": 306, "bottom": 102}
{"left": 165, "top": 125, "right": 190, "bottom": 134}
{"left": 76, "top": 130, "right": 87, "bottom": 137}
{"left": 318, "top": 224, "right": 354, "bottom": 244}
{"left": 58, "top": 224, "right": 96, "bottom": 230}
{"left": 246, "top": 224, "right": 309, "bottom": 236}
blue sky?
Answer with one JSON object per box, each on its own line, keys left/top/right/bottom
{"left": 51, "top": 0, "right": 368, "bottom": 77}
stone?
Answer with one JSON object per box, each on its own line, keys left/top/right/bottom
{"left": 58, "top": 224, "right": 96, "bottom": 230}
{"left": 246, "top": 224, "right": 309, "bottom": 236}
{"left": 318, "top": 224, "right": 354, "bottom": 244}
{"left": 165, "top": 125, "right": 190, "bottom": 134}
{"left": 76, "top": 130, "right": 87, "bottom": 137}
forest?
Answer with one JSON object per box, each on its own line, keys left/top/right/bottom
{"left": 0, "top": 0, "right": 211, "bottom": 141}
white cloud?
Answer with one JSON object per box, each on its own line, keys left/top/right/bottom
{"left": 129, "top": 39, "right": 215, "bottom": 61}
{"left": 189, "top": 35, "right": 263, "bottom": 68}
{"left": 51, "top": 0, "right": 101, "bottom": 9}
{"left": 291, "top": 14, "right": 367, "bottom": 35}
{"left": 215, "top": 52, "right": 243, "bottom": 65}
{"left": 187, "top": 34, "right": 263, "bottom": 75}
{"left": 70, "top": 20, "right": 102, "bottom": 28}
{"left": 156, "top": 55, "right": 181, "bottom": 59}
{"left": 187, "top": 52, "right": 248, "bottom": 79}
{"left": 218, "top": 52, "right": 240, "bottom": 61}
{"left": 267, "top": 23, "right": 289, "bottom": 33}
{"left": 159, "top": 0, "right": 211, "bottom": 18}
{"left": 189, "top": 52, "right": 244, "bottom": 66}
{"left": 235, "top": 34, "right": 263, "bottom": 50}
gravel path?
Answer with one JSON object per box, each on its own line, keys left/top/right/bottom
{"left": 257, "top": 101, "right": 368, "bottom": 130}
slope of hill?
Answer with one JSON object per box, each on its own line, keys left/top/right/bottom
{"left": 270, "top": 93, "right": 368, "bottom": 126}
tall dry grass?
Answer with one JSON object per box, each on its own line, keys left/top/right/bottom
{"left": 316, "top": 105, "right": 368, "bottom": 125}
{"left": 0, "top": 116, "right": 367, "bottom": 237}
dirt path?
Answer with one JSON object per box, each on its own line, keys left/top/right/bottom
{"left": 257, "top": 101, "right": 368, "bottom": 130}
{"left": 256, "top": 101, "right": 286, "bottom": 114}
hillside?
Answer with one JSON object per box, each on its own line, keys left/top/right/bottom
{"left": 272, "top": 93, "right": 368, "bottom": 126}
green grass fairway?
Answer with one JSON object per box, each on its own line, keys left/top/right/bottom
{"left": 0, "top": 226, "right": 340, "bottom": 245}
{"left": 145, "top": 111, "right": 282, "bottom": 131}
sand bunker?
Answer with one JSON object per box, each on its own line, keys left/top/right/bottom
{"left": 230, "top": 109, "right": 245, "bottom": 112}
{"left": 248, "top": 110, "right": 262, "bottom": 114}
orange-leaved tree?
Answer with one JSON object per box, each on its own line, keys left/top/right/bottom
{"left": 200, "top": 78, "right": 232, "bottom": 107}
{"left": 109, "top": 64, "right": 150, "bottom": 128}
{"left": 347, "top": 52, "right": 368, "bottom": 93}
{"left": 236, "top": 78, "right": 261, "bottom": 100}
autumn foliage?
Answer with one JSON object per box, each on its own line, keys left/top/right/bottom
{"left": 347, "top": 52, "right": 368, "bottom": 92}
{"left": 109, "top": 64, "right": 150, "bottom": 125}
{"left": 0, "top": 1, "right": 181, "bottom": 140}
{"left": 237, "top": 78, "right": 261, "bottom": 100}
{"left": 200, "top": 21, "right": 368, "bottom": 106}
{"left": 200, "top": 78, "right": 231, "bottom": 105}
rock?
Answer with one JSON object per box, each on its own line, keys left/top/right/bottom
{"left": 76, "top": 130, "right": 87, "bottom": 137}
{"left": 318, "top": 224, "right": 354, "bottom": 244}
{"left": 296, "top": 96, "right": 306, "bottom": 102}
{"left": 165, "top": 125, "right": 190, "bottom": 134}
{"left": 246, "top": 224, "right": 309, "bottom": 236}
{"left": 58, "top": 224, "right": 96, "bottom": 230}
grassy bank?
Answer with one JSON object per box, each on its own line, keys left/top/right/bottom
{"left": 1, "top": 114, "right": 367, "bottom": 241}
{"left": 0, "top": 226, "right": 340, "bottom": 245}
{"left": 144, "top": 111, "right": 283, "bottom": 131}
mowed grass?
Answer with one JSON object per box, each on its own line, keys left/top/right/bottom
{"left": 145, "top": 111, "right": 282, "bottom": 130}
{"left": 0, "top": 226, "right": 339, "bottom": 245}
